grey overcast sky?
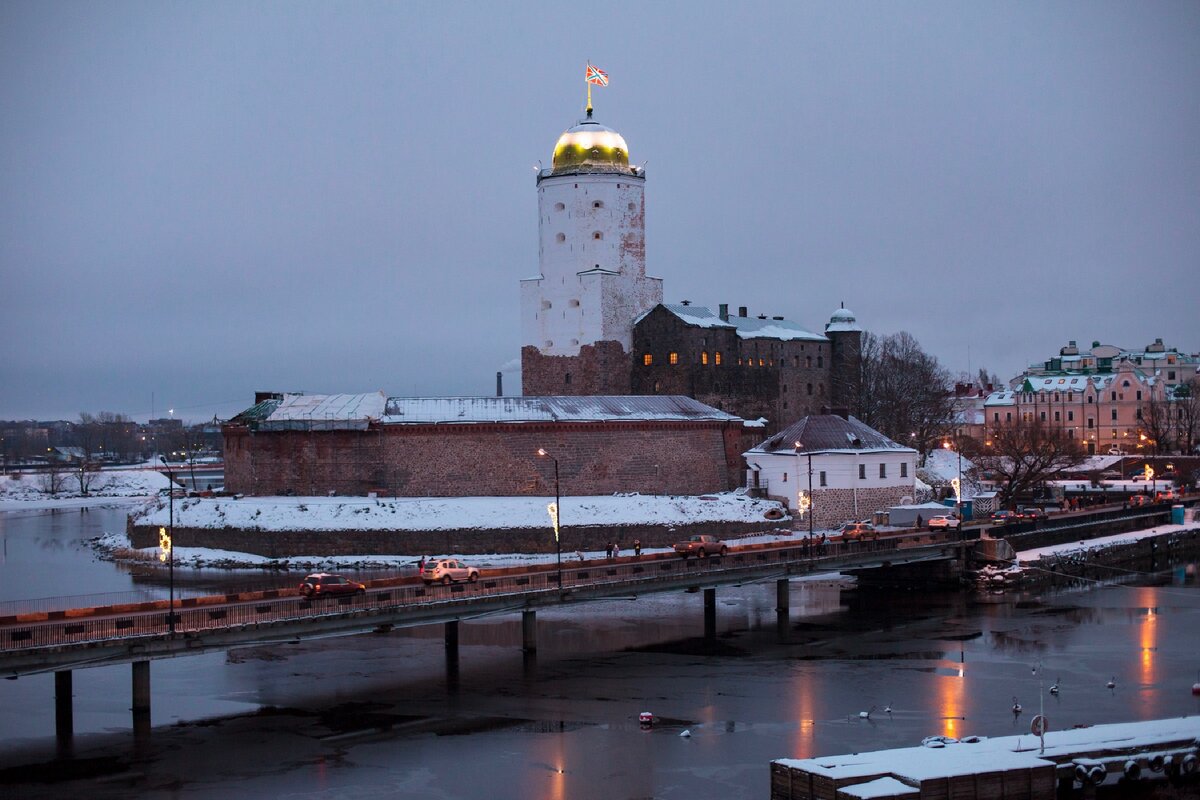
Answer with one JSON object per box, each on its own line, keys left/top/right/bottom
{"left": 2, "top": 1, "right": 1198, "bottom": 423}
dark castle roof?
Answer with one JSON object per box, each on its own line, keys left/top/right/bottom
{"left": 750, "top": 414, "right": 912, "bottom": 454}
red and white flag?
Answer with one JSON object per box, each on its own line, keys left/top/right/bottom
{"left": 586, "top": 64, "right": 609, "bottom": 86}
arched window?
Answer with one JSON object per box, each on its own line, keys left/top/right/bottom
{"left": 555, "top": 233, "right": 565, "bottom": 243}
{"left": 593, "top": 200, "right": 604, "bottom": 209}
{"left": 592, "top": 231, "right": 603, "bottom": 240}
{"left": 564, "top": 373, "right": 572, "bottom": 385}
{"left": 554, "top": 202, "right": 565, "bottom": 211}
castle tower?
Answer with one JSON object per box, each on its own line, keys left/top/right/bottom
{"left": 825, "top": 305, "right": 863, "bottom": 412}
{"left": 520, "top": 108, "right": 662, "bottom": 396}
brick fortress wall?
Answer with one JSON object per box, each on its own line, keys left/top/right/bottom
{"left": 521, "top": 342, "right": 631, "bottom": 396}
{"left": 224, "top": 419, "right": 742, "bottom": 498}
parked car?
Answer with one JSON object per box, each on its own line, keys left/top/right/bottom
{"left": 673, "top": 534, "right": 728, "bottom": 558}
{"left": 298, "top": 573, "right": 366, "bottom": 598}
{"left": 840, "top": 522, "right": 878, "bottom": 541}
{"left": 1018, "top": 507, "right": 1047, "bottom": 521}
{"left": 1129, "top": 494, "right": 1150, "bottom": 507}
{"left": 990, "top": 510, "right": 1018, "bottom": 525}
{"left": 421, "top": 558, "right": 480, "bottom": 585}
{"left": 927, "top": 515, "right": 961, "bottom": 531}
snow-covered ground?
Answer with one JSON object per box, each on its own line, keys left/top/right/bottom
{"left": 0, "top": 467, "right": 172, "bottom": 511}
{"left": 129, "top": 491, "right": 787, "bottom": 533}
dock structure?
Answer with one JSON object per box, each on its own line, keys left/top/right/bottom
{"left": 771, "top": 717, "right": 1200, "bottom": 799}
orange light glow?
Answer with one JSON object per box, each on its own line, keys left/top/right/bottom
{"left": 936, "top": 669, "right": 966, "bottom": 739}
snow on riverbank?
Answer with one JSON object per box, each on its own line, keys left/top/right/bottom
{"left": 0, "top": 468, "right": 171, "bottom": 512}
{"left": 129, "top": 491, "right": 787, "bottom": 533}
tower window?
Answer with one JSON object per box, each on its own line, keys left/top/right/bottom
{"left": 669, "top": 352, "right": 679, "bottom": 365}
{"left": 628, "top": 202, "right": 635, "bottom": 211}
{"left": 593, "top": 231, "right": 603, "bottom": 240}
{"left": 564, "top": 373, "right": 571, "bottom": 385}
{"left": 541, "top": 300, "right": 552, "bottom": 310}
{"left": 593, "top": 201, "right": 604, "bottom": 209}
{"left": 807, "top": 383, "right": 813, "bottom": 395}
{"left": 555, "top": 233, "right": 565, "bottom": 243}
{"left": 643, "top": 354, "right": 653, "bottom": 366}
{"left": 554, "top": 202, "right": 565, "bottom": 211}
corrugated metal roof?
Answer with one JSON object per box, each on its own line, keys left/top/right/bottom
{"left": 382, "top": 395, "right": 743, "bottom": 424}
{"left": 748, "top": 414, "right": 912, "bottom": 454}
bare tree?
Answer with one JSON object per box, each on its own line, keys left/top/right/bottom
{"left": 1174, "top": 379, "right": 1200, "bottom": 454}
{"left": 1140, "top": 392, "right": 1174, "bottom": 454}
{"left": 856, "top": 331, "right": 956, "bottom": 457}
{"left": 964, "top": 419, "right": 1087, "bottom": 507}
{"left": 39, "top": 462, "right": 67, "bottom": 496}
{"left": 74, "top": 413, "right": 103, "bottom": 495}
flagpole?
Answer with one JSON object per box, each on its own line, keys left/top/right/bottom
{"left": 586, "top": 61, "right": 593, "bottom": 115}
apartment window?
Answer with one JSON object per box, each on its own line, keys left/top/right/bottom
{"left": 669, "top": 352, "right": 679, "bottom": 365}
{"left": 1136, "top": 390, "right": 1142, "bottom": 400}
{"left": 993, "top": 412, "right": 999, "bottom": 422}
{"left": 1054, "top": 411, "right": 1060, "bottom": 421}
{"left": 1006, "top": 412, "right": 1012, "bottom": 422}
{"left": 879, "top": 463, "right": 887, "bottom": 478}
{"left": 643, "top": 354, "right": 652, "bottom": 366}
{"left": 858, "top": 464, "right": 866, "bottom": 480}
{"left": 1168, "top": 370, "right": 1176, "bottom": 380}
{"left": 701, "top": 351, "right": 709, "bottom": 365}
{"left": 1087, "top": 396, "right": 1094, "bottom": 404}
{"left": 819, "top": 471, "right": 827, "bottom": 487}
{"left": 1040, "top": 411, "right": 1046, "bottom": 421}
{"left": 1068, "top": 429, "right": 1074, "bottom": 439}
{"left": 1068, "top": 411, "right": 1074, "bottom": 421}
{"left": 1136, "top": 408, "right": 1143, "bottom": 420}
{"left": 1111, "top": 392, "right": 1117, "bottom": 401}
{"left": 1088, "top": 418, "right": 1094, "bottom": 429}
{"left": 900, "top": 463, "right": 908, "bottom": 478}
{"left": 1111, "top": 409, "right": 1118, "bottom": 421}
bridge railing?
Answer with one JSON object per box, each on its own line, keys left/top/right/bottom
{"left": 0, "top": 533, "right": 960, "bottom": 657}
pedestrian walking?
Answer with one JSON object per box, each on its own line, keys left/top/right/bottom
{"left": 633, "top": 539, "right": 641, "bottom": 557}
{"left": 613, "top": 542, "right": 621, "bottom": 559}
{"left": 606, "top": 542, "right": 614, "bottom": 560}
{"left": 417, "top": 555, "right": 426, "bottom": 574}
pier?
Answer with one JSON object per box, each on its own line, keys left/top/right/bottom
{"left": 771, "top": 717, "right": 1200, "bottom": 799}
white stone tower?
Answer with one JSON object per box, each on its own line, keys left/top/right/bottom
{"left": 520, "top": 107, "right": 662, "bottom": 396}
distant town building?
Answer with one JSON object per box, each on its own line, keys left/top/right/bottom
{"left": 743, "top": 413, "right": 916, "bottom": 529}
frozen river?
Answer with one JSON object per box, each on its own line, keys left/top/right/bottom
{"left": 1, "top": 505, "right": 1199, "bottom": 799}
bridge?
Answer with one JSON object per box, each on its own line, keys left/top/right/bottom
{"left": 1, "top": 532, "right": 966, "bottom": 748}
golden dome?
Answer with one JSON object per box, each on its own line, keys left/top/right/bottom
{"left": 551, "top": 118, "right": 632, "bottom": 175}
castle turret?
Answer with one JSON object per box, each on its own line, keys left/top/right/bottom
{"left": 520, "top": 108, "right": 662, "bottom": 396}
{"left": 825, "top": 305, "right": 863, "bottom": 412}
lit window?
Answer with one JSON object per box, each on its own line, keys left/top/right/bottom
{"left": 669, "top": 352, "right": 679, "bottom": 365}
{"left": 715, "top": 352, "right": 722, "bottom": 365}
{"left": 701, "top": 351, "right": 709, "bottom": 365}
{"left": 643, "top": 354, "right": 653, "bottom": 366}
{"left": 758, "top": 358, "right": 764, "bottom": 367}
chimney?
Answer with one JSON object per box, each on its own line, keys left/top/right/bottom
{"left": 738, "top": 306, "right": 747, "bottom": 317}
{"left": 719, "top": 303, "right": 729, "bottom": 321}
{"left": 680, "top": 299, "right": 691, "bottom": 306}
{"left": 496, "top": 371, "right": 503, "bottom": 397}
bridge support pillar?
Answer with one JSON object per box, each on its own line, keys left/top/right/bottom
{"left": 132, "top": 660, "right": 151, "bottom": 719}
{"left": 444, "top": 620, "right": 459, "bottom": 653}
{"left": 776, "top": 578, "right": 790, "bottom": 612}
{"left": 522, "top": 610, "right": 537, "bottom": 653}
{"left": 54, "top": 670, "right": 73, "bottom": 752}
{"left": 704, "top": 588, "right": 716, "bottom": 639}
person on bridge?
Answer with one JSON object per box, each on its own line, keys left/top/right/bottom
{"left": 633, "top": 539, "right": 641, "bottom": 557}
{"left": 613, "top": 542, "right": 621, "bottom": 559}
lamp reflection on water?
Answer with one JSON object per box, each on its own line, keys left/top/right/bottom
{"left": 788, "top": 669, "right": 817, "bottom": 759}
{"left": 936, "top": 664, "right": 967, "bottom": 739}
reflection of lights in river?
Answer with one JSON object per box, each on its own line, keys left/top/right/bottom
{"left": 789, "top": 669, "right": 816, "bottom": 759}
{"left": 1139, "top": 588, "right": 1158, "bottom": 708}
{"left": 936, "top": 666, "right": 966, "bottom": 739}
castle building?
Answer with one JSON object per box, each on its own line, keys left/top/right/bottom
{"left": 520, "top": 108, "right": 661, "bottom": 396}
{"left": 520, "top": 105, "right": 861, "bottom": 435}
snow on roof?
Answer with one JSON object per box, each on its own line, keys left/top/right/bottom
{"left": 261, "top": 392, "right": 386, "bottom": 431}
{"left": 837, "top": 776, "right": 918, "bottom": 799}
{"left": 921, "top": 448, "right": 975, "bottom": 482}
{"left": 984, "top": 391, "right": 1015, "bottom": 406}
{"left": 750, "top": 414, "right": 913, "bottom": 455}
{"left": 659, "top": 303, "right": 828, "bottom": 342}
{"left": 776, "top": 717, "right": 1200, "bottom": 785}
{"left": 381, "top": 395, "right": 742, "bottom": 424}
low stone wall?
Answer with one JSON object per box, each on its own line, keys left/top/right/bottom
{"left": 126, "top": 519, "right": 789, "bottom": 559}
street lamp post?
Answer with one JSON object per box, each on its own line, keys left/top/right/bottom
{"left": 537, "top": 448, "right": 563, "bottom": 590}
{"left": 944, "top": 439, "right": 963, "bottom": 538}
{"left": 159, "top": 456, "right": 175, "bottom": 635}
{"left": 794, "top": 442, "right": 814, "bottom": 551}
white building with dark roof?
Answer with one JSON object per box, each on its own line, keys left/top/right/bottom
{"left": 743, "top": 413, "right": 916, "bottom": 529}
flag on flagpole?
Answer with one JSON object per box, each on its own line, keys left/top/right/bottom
{"left": 586, "top": 64, "right": 609, "bottom": 86}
